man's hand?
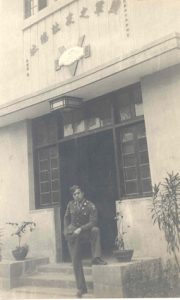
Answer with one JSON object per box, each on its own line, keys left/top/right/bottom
{"left": 74, "top": 227, "right": 82, "bottom": 235}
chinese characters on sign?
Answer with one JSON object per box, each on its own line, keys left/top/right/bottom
{"left": 30, "top": 0, "right": 124, "bottom": 54}
{"left": 52, "top": 22, "right": 60, "bottom": 34}
{"left": 66, "top": 13, "right": 75, "bottom": 26}
{"left": 25, "top": 59, "right": 30, "bottom": 77}
{"left": 95, "top": 1, "right": 105, "bottom": 16}
{"left": 28, "top": 0, "right": 129, "bottom": 77}
{"left": 40, "top": 32, "right": 48, "bottom": 44}
{"left": 109, "top": 0, "right": 121, "bottom": 14}
{"left": 80, "top": 7, "right": 89, "bottom": 18}
{"left": 30, "top": 44, "right": 38, "bottom": 56}
{"left": 123, "top": 0, "right": 130, "bottom": 37}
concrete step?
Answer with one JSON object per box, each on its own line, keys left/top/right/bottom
{"left": 38, "top": 263, "right": 92, "bottom": 276}
{"left": 20, "top": 271, "right": 93, "bottom": 290}
{"left": 5, "top": 286, "right": 94, "bottom": 299}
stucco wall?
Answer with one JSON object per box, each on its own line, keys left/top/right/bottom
{"left": 142, "top": 64, "right": 180, "bottom": 184}
{"left": 116, "top": 65, "right": 180, "bottom": 261}
{"left": 0, "top": 121, "right": 59, "bottom": 262}
{"left": 1, "top": 0, "right": 180, "bottom": 104}
{"left": 116, "top": 198, "right": 168, "bottom": 260}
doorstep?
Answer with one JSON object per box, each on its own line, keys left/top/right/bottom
{"left": 0, "top": 257, "right": 49, "bottom": 290}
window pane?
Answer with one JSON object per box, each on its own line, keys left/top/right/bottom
{"left": 135, "top": 103, "right": 144, "bottom": 117}
{"left": 36, "top": 146, "right": 60, "bottom": 208}
{"left": 50, "top": 147, "right": 58, "bottom": 158}
{"left": 85, "top": 98, "right": 112, "bottom": 130}
{"left": 33, "top": 115, "right": 58, "bottom": 146}
{"left": 132, "top": 85, "right": 142, "bottom": 104}
{"left": 40, "top": 171, "right": 49, "bottom": 181}
{"left": 40, "top": 193, "right": 50, "bottom": 205}
{"left": 125, "top": 181, "right": 138, "bottom": 195}
{"left": 122, "top": 142, "right": 135, "bottom": 154}
{"left": 86, "top": 117, "right": 101, "bottom": 130}
{"left": 119, "top": 106, "right": 131, "bottom": 121}
{"left": 51, "top": 180, "right": 59, "bottom": 191}
{"left": 73, "top": 110, "right": 85, "bottom": 134}
{"left": 138, "top": 137, "right": 147, "bottom": 151}
{"left": 117, "top": 120, "right": 152, "bottom": 198}
{"left": 24, "top": 0, "right": 31, "bottom": 18}
{"left": 52, "top": 191, "right": 59, "bottom": 203}
{"left": 51, "top": 169, "right": 59, "bottom": 180}
{"left": 139, "top": 151, "right": 149, "bottom": 164}
{"left": 39, "top": 160, "right": 49, "bottom": 171}
{"left": 124, "top": 167, "right": 137, "bottom": 180}
{"left": 122, "top": 132, "right": 133, "bottom": 142}
{"left": 140, "top": 165, "right": 150, "bottom": 179}
{"left": 38, "top": 0, "right": 47, "bottom": 10}
{"left": 39, "top": 149, "right": 49, "bottom": 160}
{"left": 142, "top": 179, "right": 152, "bottom": 193}
{"left": 137, "top": 124, "right": 146, "bottom": 138}
{"left": 51, "top": 158, "right": 58, "bottom": 168}
{"left": 123, "top": 154, "right": 136, "bottom": 167}
{"left": 40, "top": 182, "right": 50, "bottom": 193}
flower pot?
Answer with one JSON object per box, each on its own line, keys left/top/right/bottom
{"left": 113, "top": 249, "right": 134, "bottom": 262}
{"left": 12, "top": 246, "right": 29, "bottom": 261}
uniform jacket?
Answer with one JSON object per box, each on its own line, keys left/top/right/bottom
{"left": 64, "top": 198, "right": 97, "bottom": 237}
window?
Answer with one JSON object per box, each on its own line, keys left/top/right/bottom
{"left": 63, "top": 97, "right": 112, "bottom": 137}
{"left": 24, "top": 0, "right": 48, "bottom": 18}
{"left": 115, "top": 84, "right": 152, "bottom": 198}
{"left": 38, "top": 0, "right": 47, "bottom": 11}
{"left": 32, "top": 83, "right": 152, "bottom": 209}
{"left": 35, "top": 146, "right": 60, "bottom": 207}
{"left": 117, "top": 123, "right": 151, "bottom": 198}
{"left": 33, "top": 113, "right": 62, "bottom": 208}
{"left": 114, "top": 84, "right": 143, "bottom": 123}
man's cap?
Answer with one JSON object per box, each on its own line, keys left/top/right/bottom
{"left": 69, "top": 185, "right": 81, "bottom": 194}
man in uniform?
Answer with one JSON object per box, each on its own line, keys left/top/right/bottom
{"left": 64, "top": 185, "right": 107, "bottom": 298}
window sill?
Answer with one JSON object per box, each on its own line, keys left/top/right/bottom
{"left": 29, "top": 205, "right": 60, "bottom": 213}
{"left": 23, "top": 0, "right": 77, "bottom": 31}
{"left": 116, "top": 196, "right": 152, "bottom": 204}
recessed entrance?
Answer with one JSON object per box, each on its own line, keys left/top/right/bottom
{"left": 32, "top": 83, "right": 152, "bottom": 262}
{"left": 59, "top": 130, "right": 118, "bottom": 260}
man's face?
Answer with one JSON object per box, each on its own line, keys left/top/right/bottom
{"left": 73, "top": 189, "right": 84, "bottom": 202}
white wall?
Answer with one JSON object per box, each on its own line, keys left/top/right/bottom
{"left": 0, "top": 121, "right": 58, "bottom": 262}
{"left": 1, "top": 0, "right": 180, "bottom": 104}
{"left": 116, "top": 199, "right": 168, "bottom": 260}
{"left": 142, "top": 64, "right": 180, "bottom": 184}
{"left": 116, "top": 64, "right": 180, "bottom": 261}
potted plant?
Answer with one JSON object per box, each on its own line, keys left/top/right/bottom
{"left": 151, "top": 172, "right": 180, "bottom": 271}
{"left": 113, "top": 212, "right": 134, "bottom": 262}
{"left": 7, "top": 221, "right": 36, "bottom": 261}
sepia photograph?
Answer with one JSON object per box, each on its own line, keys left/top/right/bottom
{"left": 0, "top": 0, "right": 180, "bottom": 298}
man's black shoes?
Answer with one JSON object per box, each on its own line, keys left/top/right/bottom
{"left": 91, "top": 257, "right": 107, "bottom": 265}
{"left": 76, "top": 288, "right": 87, "bottom": 298}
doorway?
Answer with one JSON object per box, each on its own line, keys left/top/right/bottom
{"left": 59, "top": 130, "right": 118, "bottom": 260}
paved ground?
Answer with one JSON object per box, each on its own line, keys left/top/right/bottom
{"left": 0, "top": 287, "right": 94, "bottom": 299}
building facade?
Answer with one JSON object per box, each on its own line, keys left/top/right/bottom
{"left": 1, "top": 0, "right": 180, "bottom": 262}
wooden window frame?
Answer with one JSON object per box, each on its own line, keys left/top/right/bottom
{"left": 24, "top": 0, "right": 48, "bottom": 19}
{"left": 32, "top": 83, "right": 152, "bottom": 208}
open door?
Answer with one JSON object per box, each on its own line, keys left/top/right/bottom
{"left": 59, "top": 130, "right": 118, "bottom": 260}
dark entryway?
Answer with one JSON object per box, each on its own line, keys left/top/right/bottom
{"left": 59, "top": 130, "right": 118, "bottom": 261}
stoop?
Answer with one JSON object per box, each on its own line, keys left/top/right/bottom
{"left": 0, "top": 257, "right": 49, "bottom": 290}
{"left": 92, "top": 257, "right": 162, "bottom": 298}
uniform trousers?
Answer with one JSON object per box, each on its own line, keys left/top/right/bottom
{"left": 67, "top": 226, "right": 101, "bottom": 291}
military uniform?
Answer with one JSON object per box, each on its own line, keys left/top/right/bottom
{"left": 64, "top": 198, "right": 101, "bottom": 292}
